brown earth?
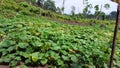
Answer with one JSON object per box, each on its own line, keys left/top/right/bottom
{"left": 63, "top": 20, "right": 94, "bottom": 26}
{"left": 0, "top": 64, "right": 49, "bottom": 68}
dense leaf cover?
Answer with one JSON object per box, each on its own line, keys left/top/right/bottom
{"left": 0, "top": 16, "right": 119, "bottom": 68}
{"left": 0, "top": 0, "right": 120, "bottom": 68}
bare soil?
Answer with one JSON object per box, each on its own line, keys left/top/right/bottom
{"left": 0, "top": 64, "right": 49, "bottom": 68}
{"left": 63, "top": 20, "right": 94, "bottom": 26}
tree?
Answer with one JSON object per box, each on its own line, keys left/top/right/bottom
{"left": 82, "top": 0, "right": 93, "bottom": 18}
{"left": 94, "top": 5, "right": 99, "bottom": 11}
{"left": 109, "top": 11, "right": 117, "bottom": 20}
{"left": 94, "top": 4, "right": 110, "bottom": 20}
{"left": 61, "top": 0, "right": 65, "bottom": 14}
{"left": 101, "top": 12, "right": 106, "bottom": 20}
{"left": 110, "top": 11, "right": 117, "bottom": 16}
{"left": 37, "top": 0, "right": 44, "bottom": 8}
{"left": 94, "top": 5, "right": 100, "bottom": 19}
{"left": 71, "top": 6, "right": 76, "bottom": 16}
{"left": 83, "top": 4, "right": 92, "bottom": 18}
{"left": 61, "top": 6, "right": 65, "bottom": 14}
{"left": 25, "top": 0, "right": 37, "bottom": 5}
{"left": 56, "top": 7, "right": 62, "bottom": 14}
{"left": 104, "top": 4, "right": 110, "bottom": 10}
{"left": 36, "top": 0, "right": 44, "bottom": 8}
{"left": 44, "top": 0, "right": 56, "bottom": 12}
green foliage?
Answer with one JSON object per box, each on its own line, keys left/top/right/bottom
{"left": 44, "top": 0, "right": 56, "bottom": 12}
{"left": 0, "top": 0, "right": 41, "bottom": 18}
{"left": 37, "top": 0, "right": 44, "bottom": 8}
{"left": 0, "top": 0, "right": 119, "bottom": 68}
{"left": 0, "top": 16, "right": 119, "bottom": 68}
{"left": 104, "top": 4, "right": 110, "bottom": 10}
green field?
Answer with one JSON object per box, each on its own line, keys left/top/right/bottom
{"left": 0, "top": 0, "right": 120, "bottom": 68}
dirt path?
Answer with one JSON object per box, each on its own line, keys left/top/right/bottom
{"left": 0, "top": 65, "right": 9, "bottom": 68}
{"left": 63, "top": 20, "right": 93, "bottom": 26}
{"left": 49, "top": 17, "right": 94, "bottom": 26}
{"left": 0, "top": 62, "right": 48, "bottom": 68}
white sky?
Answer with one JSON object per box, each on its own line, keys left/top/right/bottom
{"left": 53, "top": 0, "right": 117, "bottom": 14}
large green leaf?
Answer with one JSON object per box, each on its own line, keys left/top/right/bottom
{"left": 57, "top": 59, "right": 64, "bottom": 66}
{"left": 62, "top": 55, "right": 69, "bottom": 61}
{"left": 70, "top": 55, "right": 77, "bottom": 62}
{"left": 40, "top": 58, "right": 48, "bottom": 65}
{"left": 7, "top": 46, "right": 15, "bottom": 52}
{"left": 31, "top": 52, "right": 39, "bottom": 62}
{"left": 18, "top": 42, "right": 29, "bottom": 48}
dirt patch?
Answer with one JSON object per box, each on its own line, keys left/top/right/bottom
{"left": 46, "top": 17, "right": 94, "bottom": 26}
{"left": 0, "top": 65, "right": 10, "bottom": 68}
{"left": 28, "top": 64, "right": 49, "bottom": 68}
{"left": 63, "top": 20, "right": 94, "bottom": 26}
{"left": 0, "top": 64, "right": 49, "bottom": 68}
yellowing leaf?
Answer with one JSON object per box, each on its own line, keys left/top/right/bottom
{"left": 31, "top": 52, "right": 39, "bottom": 62}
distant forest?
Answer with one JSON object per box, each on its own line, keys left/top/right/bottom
{"left": 24, "top": 0, "right": 117, "bottom": 20}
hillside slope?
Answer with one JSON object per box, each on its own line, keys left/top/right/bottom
{"left": 0, "top": 0, "right": 120, "bottom": 68}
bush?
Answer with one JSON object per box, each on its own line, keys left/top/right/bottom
{"left": 1, "top": 10, "right": 17, "bottom": 18}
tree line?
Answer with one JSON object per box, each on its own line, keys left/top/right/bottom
{"left": 27, "top": 0, "right": 117, "bottom": 20}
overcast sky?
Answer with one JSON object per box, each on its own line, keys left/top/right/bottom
{"left": 53, "top": 0, "right": 117, "bottom": 14}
